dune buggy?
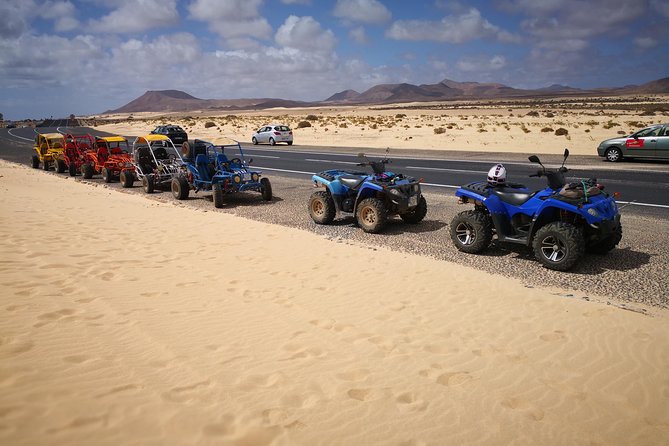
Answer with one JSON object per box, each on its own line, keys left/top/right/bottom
{"left": 32, "top": 133, "right": 66, "bottom": 172}
{"left": 172, "top": 137, "right": 272, "bottom": 207}
{"left": 130, "top": 134, "right": 185, "bottom": 193}
{"left": 81, "top": 136, "right": 134, "bottom": 183}
{"left": 63, "top": 133, "right": 94, "bottom": 176}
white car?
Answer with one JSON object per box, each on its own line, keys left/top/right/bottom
{"left": 252, "top": 124, "right": 293, "bottom": 146}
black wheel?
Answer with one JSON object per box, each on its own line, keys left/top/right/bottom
{"left": 43, "top": 160, "right": 50, "bottom": 171}
{"left": 102, "top": 167, "right": 112, "bottom": 183}
{"left": 142, "top": 175, "right": 154, "bottom": 194}
{"left": 252, "top": 137, "right": 258, "bottom": 145}
{"left": 587, "top": 222, "right": 622, "bottom": 255}
{"left": 287, "top": 141, "right": 293, "bottom": 146}
{"left": 605, "top": 147, "right": 623, "bottom": 162}
{"left": 532, "top": 222, "right": 584, "bottom": 271}
{"left": 213, "top": 183, "right": 224, "bottom": 208}
{"left": 309, "top": 191, "right": 335, "bottom": 224}
{"left": 269, "top": 137, "right": 276, "bottom": 146}
{"left": 171, "top": 176, "right": 189, "bottom": 200}
{"left": 68, "top": 162, "right": 76, "bottom": 176}
{"left": 56, "top": 159, "right": 66, "bottom": 173}
{"left": 120, "top": 170, "right": 134, "bottom": 188}
{"left": 260, "top": 177, "right": 272, "bottom": 201}
{"left": 400, "top": 196, "right": 427, "bottom": 224}
{"left": 31, "top": 155, "right": 40, "bottom": 169}
{"left": 450, "top": 210, "right": 493, "bottom": 254}
{"left": 82, "top": 163, "right": 94, "bottom": 179}
{"left": 356, "top": 198, "right": 387, "bottom": 233}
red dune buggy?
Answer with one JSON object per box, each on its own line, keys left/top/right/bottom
{"left": 63, "top": 133, "right": 94, "bottom": 176}
{"left": 82, "top": 136, "right": 135, "bottom": 184}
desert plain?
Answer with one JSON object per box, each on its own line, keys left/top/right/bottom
{"left": 1, "top": 96, "right": 669, "bottom": 445}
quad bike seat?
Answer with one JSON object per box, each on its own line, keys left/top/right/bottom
{"left": 339, "top": 175, "right": 366, "bottom": 190}
{"left": 492, "top": 188, "right": 537, "bottom": 206}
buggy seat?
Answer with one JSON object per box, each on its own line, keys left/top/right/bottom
{"left": 195, "top": 154, "right": 214, "bottom": 181}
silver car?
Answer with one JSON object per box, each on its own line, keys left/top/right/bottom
{"left": 252, "top": 124, "right": 293, "bottom": 146}
{"left": 597, "top": 123, "right": 669, "bottom": 162}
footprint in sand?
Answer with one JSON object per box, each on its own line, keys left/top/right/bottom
{"left": 435, "top": 372, "right": 473, "bottom": 387}
{"left": 202, "top": 415, "right": 236, "bottom": 437}
{"left": 347, "top": 387, "right": 391, "bottom": 402}
{"left": 501, "top": 397, "right": 545, "bottom": 421}
{"left": 63, "top": 355, "right": 92, "bottom": 364}
{"left": 539, "top": 330, "right": 567, "bottom": 342}
{"left": 34, "top": 309, "right": 77, "bottom": 327}
{"left": 395, "top": 391, "right": 429, "bottom": 413}
{"left": 161, "top": 380, "right": 211, "bottom": 403}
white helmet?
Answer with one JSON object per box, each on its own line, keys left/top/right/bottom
{"left": 487, "top": 164, "right": 507, "bottom": 186}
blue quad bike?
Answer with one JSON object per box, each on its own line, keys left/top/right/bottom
{"left": 309, "top": 152, "right": 427, "bottom": 233}
{"left": 450, "top": 149, "right": 622, "bottom": 271}
{"left": 172, "top": 138, "right": 272, "bottom": 208}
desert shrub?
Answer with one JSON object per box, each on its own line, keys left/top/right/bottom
{"left": 521, "top": 124, "right": 531, "bottom": 133}
{"left": 370, "top": 123, "right": 378, "bottom": 129}
{"left": 446, "top": 125, "right": 453, "bottom": 129}
{"left": 603, "top": 121, "right": 620, "bottom": 129}
{"left": 626, "top": 121, "right": 645, "bottom": 128}
{"left": 526, "top": 111, "right": 540, "bottom": 117}
{"left": 204, "top": 121, "right": 216, "bottom": 128}
{"left": 306, "top": 114, "right": 318, "bottom": 121}
{"left": 585, "top": 120, "right": 599, "bottom": 126}
{"left": 297, "top": 121, "right": 312, "bottom": 128}
{"left": 541, "top": 127, "right": 554, "bottom": 132}
{"left": 617, "top": 130, "right": 627, "bottom": 135}
{"left": 434, "top": 127, "right": 446, "bottom": 134}
{"left": 585, "top": 129, "right": 590, "bottom": 133}
{"left": 339, "top": 123, "right": 347, "bottom": 128}
{"left": 545, "top": 112, "right": 555, "bottom": 118}
{"left": 555, "top": 128, "right": 569, "bottom": 136}
{"left": 478, "top": 128, "right": 487, "bottom": 133}
{"left": 395, "top": 113, "right": 406, "bottom": 119}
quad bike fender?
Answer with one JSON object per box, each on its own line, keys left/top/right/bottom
{"left": 353, "top": 183, "right": 384, "bottom": 214}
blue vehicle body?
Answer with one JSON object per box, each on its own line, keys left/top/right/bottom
{"left": 173, "top": 138, "right": 272, "bottom": 207}
{"left": 309, "top": 154, "right": 426, "bottom": 233}
{"left": 451, "top": 150, "right": 622, "bottom": 270}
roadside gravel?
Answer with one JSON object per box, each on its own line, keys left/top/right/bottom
{"left": 65, "top": 170, "right": 668, "bottom": 310}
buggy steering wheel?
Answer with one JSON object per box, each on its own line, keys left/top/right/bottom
{"left": 168, "top": 154, "right": 176, "bottom": 161}
{"left": 230, "top": 158, "right": 242, "bottom": 164}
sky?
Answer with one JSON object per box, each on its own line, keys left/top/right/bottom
{"left": 1, "top": 0, "right": 668, "bottom": 120}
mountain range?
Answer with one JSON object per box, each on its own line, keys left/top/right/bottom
{"left": 104, "top": 77, "right": 669, "bottom": 114}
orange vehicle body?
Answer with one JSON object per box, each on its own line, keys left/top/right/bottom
{"left": 63, "top": 133, "right": 94, "bottom": 176}
{"left": 81, "top": 136, "right": 135, "bottom": 182}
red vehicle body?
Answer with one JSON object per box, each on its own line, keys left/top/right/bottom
{"left": 63, "top": 133, "right": 95, "bottom": 176}
{"left": 82, "top": 136, "right": 135, "bottom": 183}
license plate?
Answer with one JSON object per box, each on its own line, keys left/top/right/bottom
{"left": 409, "top": 195, "right": 418, "bottom": 206}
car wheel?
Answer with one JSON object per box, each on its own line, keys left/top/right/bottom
{"left": 56, "top": 159, "right": 66, "bottom": 173}
{"left": 120, "top": 170, "right": 134, "bottom": 188}
{"left": 43, "top": 160, "right": 50, "bottom": 171}
{"left": 287, "top": 141, "right": 293, "bottom": 146}
{"left": 269, "top": 137, "right": 276, "bottom": 146}
{"left": 450, "top": 210, "right": 493, "bottom": 253}
{"left": 587, "top": 221, "right": 622, "bottom": 255}
{"left": 605, "top": 147, "right": 622, "bottom": 162}
{"left": 82, "top": 163, "right": 94, "bottom": 179}
{"left": 309, "top": 191, "right": 335, "bottom": 224}
{"left": 260, "top": 177, "right": 272, "bottom": 201}
{"left": 356, "top": 198, "right": 387, "bottom": 233}
{"left": 31, "top": 155, "right": 40, "bottom": 169}
{"left": 400, "top": 196, "right": 427, "bottom": 224}
{"left": 252, "top": 137, "right": 258, "bottom": 145}
{"left": 213, "top": 183, "right": 224, "bottom": 208}
{"left": 532, "top": 222, "right": 584, "bottom": 271}
{"left": 102, "top": 167, "right": 112, "bottom": 183}
{"left": 171, "top": 176, "right": 189, "bottom": 200}
{"left": 142, "top": 175, "right": 154, "bottom": 194}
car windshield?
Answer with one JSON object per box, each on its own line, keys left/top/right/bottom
{"left": 151, "top": 142, "right": 180, "bottom": 160}
{"left": 167, "top": 126, "right": 184, "bottom": 133}
{"left": 634, "top": 127, "right": 662, "bottom": 137}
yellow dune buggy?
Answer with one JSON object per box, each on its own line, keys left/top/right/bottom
{"left": 32, "top": 133, "right": 66, "bottom": 172}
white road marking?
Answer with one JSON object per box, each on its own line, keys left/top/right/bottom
{"left": 243, "top": 154, "right": 279, "bottom": 159}
{"left": 7, "top": 129, "right": 33, "bottom": 141}
{"left": 405, "top": 165, "right": 488, "bottom": 174}
{"left": 617, "top": 201, "right": 669, "bottom": 209}
{"left": 305, "top": 158, "right": 360, "bottom": 165}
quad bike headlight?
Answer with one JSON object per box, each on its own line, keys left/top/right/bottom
{"left": 587, "top": 208, "right": 600, "bottom": 217}
{"left": 251, "top": 172, "right": 259, "bottom": 182}
{"left": 233, "top": 174, "right": 241, "bottom": 184}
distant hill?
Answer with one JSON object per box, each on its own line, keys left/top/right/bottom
{"left": 103, "top": 76, "right": 669, "bottom": 114}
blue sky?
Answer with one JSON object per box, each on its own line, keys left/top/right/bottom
{"left": 1, "top": 0, "right": 668, "bottom": 120}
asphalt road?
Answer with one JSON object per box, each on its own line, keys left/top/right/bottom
{"left": 2, "top": 125, "right": 668, "bottom": 307}
{"left": 4, "top": 125, "right": 668, "bottom": 215}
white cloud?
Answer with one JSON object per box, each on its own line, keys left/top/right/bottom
{"left": 0, "top": 0, "right": 35, "bottom": 38}
{"left": 188, "top": 0, "right": 272, "bottom": 41}
{"left": 92, "top": 0, "right": 179, "bottom": 34}
{"left": 456, "top": 55, "right": 506, "bottom": 72}
{"left": 650, "top": 0, "right": 669, "bottom": 18}
{"left": 280, "top": 0, "right": 311, "bottom": 4}
{"left": 634, "top": 37, "right": 658, "bottom": 49}
{"left": 275, "top": 16, "right": 336, "bottom": 52}
{"left": 333, "top": 0, "right": 391, "bottom": 25}
{"left": 386, "top": 8, "right": 520, "bottom": 43}
{"left": 348, "top": 26, "right": 368, "bottom": 44}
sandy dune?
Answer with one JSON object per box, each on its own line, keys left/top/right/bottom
{"left": 93, "top": 96, "right": 669, "bottom": 156}
{"left": 1, "top": 161, "right": 668, "bottom": 445}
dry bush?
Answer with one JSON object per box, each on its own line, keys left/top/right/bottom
{"left": 434, "top": 127, "right": 446, "bottom": 134}
{"left": 306, "top": 114, "right": 318, "bottom": 121}
{"left": 526, "top": 111, "right": 540, "bottom": 117}
{"left": 297, "top": 121, "right": 312, "bottom": 128}
{"left": 339, "top": 123, "right": 347, "bottom": 128}
{"left": 555, "top": 128, "right": 569, "bottom": 136}
{"left": 521, "top": 124, "right": 531, "bottom": 133}
{"left": 603, "top": 121, "right": 620, "bottom": 129}
{"left": 541, "top": 127, "right": 554, "bottom": 132}
{"left": 545, "top": 112, "right": 555, "bottom": 118}
{"left": 617, "top": 130, "right": 627, "bottom": 135}
{"left": 395, "top": 113, "right": 406, "bottom": 119}
{"left": 204, "top": 121, "right": 216, "bottom": 128}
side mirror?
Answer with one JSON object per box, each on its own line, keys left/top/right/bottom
{"left": 528, "top": 155, "right": 540, "bottom": 163}
{"left": 563, "top": 148, "right": 569, "bottom": 158}
{"left": 248, "top": 158, "right": 253, "bottom": 164}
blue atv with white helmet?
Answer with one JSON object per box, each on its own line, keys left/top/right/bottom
{"left": 450, "top": 149, "right": 622, "bottom": 271}
{"left": 309, "top": 151, "right": 427, "bottom": 233}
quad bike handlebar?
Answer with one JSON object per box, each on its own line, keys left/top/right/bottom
{"left": 528, "top": 149, "right": 570, "bottom": 190}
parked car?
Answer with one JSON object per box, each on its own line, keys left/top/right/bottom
{"left": 6, "top": 122, "right": 16, "bottom": 129}
{"left": 252, "top": 124, "right": 293, "bottom": 146}
{"left": 150, "top": 125, "right": 188, "bottom": 145}
{"left": 597, "top": 123, "right": 669, "bottom": 162}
